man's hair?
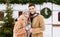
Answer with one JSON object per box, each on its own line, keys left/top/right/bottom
{"left": 28, "top": 4, "right": 35, "bottom": 7}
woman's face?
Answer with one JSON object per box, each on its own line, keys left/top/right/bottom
{"left": 24, "top": 12, "right": 29, "bottom": 18}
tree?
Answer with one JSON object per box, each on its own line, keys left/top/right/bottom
{"left": 0, "top": 0, "right": 14, "bottom": 37}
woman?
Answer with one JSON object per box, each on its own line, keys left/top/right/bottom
{"left": 13, "top": 12, "right": 31, "bottom": 37}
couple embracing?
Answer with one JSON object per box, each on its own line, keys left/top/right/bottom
{"left": 13, "top": 4, "right": 45, "bottom": 37}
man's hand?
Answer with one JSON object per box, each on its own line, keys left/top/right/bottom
{"left": 30, "top": 28, "right": 32, "bottom": 33}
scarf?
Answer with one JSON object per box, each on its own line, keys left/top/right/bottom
{"left": 30, "top": 13, "right": 39, "bottom": 23}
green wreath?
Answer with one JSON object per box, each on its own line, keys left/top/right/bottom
{"left": 40, "top": 7, "right": 52, "bottom": 19}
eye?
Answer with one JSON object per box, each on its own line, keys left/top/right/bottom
{"left": 32, "top": 8, "right": 34, "bottom": 9}
{"left": 29, "top": 9, "right": 31, "bottom": 10}
{"left": 22, "top": 19, "right": 24, "bottom": 20}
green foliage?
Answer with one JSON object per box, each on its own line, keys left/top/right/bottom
{"left": 0, "top": 0, "right": 14, "bottom": 37}
{"left": 40, "top": 7, "right": 52, "bottom": 19}
{"left": 0, "top": 0, "right": 60, "bottom": 5}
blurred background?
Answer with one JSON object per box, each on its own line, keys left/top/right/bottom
{"left": 0, "top": 0, "right": 60, "bottom": 37}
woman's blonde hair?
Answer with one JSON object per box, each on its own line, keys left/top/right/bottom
{"left": 24, "top": 12, "right": 31, "bottom": 25}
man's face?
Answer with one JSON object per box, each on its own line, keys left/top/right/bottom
{"left": 28, "top": 6, "right": 36, "bottom": 14}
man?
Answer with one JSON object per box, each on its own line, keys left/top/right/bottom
{"left": 28, "top": 4, "right": 45, "bottom": 37}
